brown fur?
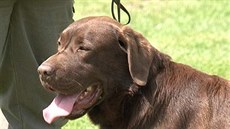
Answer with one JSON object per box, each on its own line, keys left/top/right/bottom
{"left": 38, "top": 16, "right": 230, "bottom": 129}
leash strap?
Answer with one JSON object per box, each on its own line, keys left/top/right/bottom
{"left": 111, "top": 0, "right": 131, "bottom": 24}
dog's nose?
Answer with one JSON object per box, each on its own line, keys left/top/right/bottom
{"left": 37, "top": 64, "right": 54, "bottom": 76}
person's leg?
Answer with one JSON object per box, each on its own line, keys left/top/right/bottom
{"left": 0, "top": 0, "right": 74, "bottom": 128}
{"left": 0, "top": 0, "right": 15, "bottom": 128}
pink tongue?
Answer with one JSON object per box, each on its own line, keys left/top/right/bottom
{"left": 43, "top": 94, "right": 78, "bottom": 124}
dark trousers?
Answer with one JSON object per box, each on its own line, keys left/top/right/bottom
{"left": 0, "top": 0, "right": 74, "bottom": 128}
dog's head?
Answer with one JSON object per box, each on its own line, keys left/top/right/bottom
{"left": 37, "top": 16, "right": 155, "bottom": 123}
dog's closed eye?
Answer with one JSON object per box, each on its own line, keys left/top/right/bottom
{"left": 118, "top": 40, "right": 127, "bottom": 52}
{"left": 77, "top": 46, "right": 91, "bottom": 52}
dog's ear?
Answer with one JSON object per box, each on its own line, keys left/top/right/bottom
{"left": 118, "top": 26, "right": 154, "bottom": 86}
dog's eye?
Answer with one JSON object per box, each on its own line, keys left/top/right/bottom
{"left": 77, "top": 46, "right": 90, "bottom": 52}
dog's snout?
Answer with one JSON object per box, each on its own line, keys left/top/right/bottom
{"left": 37, "top": 64, "right": 54, "bottom": 76}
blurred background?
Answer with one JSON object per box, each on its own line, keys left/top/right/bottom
{"left": 63, "top": 0, "right": 230, "bottom": 128}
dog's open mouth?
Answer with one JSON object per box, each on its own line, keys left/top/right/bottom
{"left": 43, "top": 83, "right": 103, "bottom": 124}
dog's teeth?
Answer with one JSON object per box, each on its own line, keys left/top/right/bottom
{"left": 84, "top": 91, "right": 88, "bottom": 96}
{"left": 80, "top": 95, "right": 84, "bottom": 100}
{"left": 87, "top": 86, "right": 93, "bottom": 92}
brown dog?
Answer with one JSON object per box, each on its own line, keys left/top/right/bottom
{"left": 38, "top": 16, "right": 230, "bottom": 129}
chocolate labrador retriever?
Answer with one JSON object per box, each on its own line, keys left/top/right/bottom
{"left": 38, "top": 16, "right": 230, "bottom": 129}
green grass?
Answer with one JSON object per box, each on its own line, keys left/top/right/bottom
{"left": 63, "top": 0, "right": 230, "bottom": 128}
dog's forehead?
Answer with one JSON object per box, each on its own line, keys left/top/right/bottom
{"left": 59, "top": 17, "right": 123, "bottom": 48}
{"left": 67, "top": 17, "right": 122, "bottom": 35}
{"left": 78, "top": 23, "right": 119, "bottom": 41}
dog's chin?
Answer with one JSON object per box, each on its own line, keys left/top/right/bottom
{"left": 65, "top": 109, "right": 86, "bottom": 120}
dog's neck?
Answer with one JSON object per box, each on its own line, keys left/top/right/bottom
{"left": 87, "top": 80, "right": 169, "bottom": 129}
{"left": 88, "top": 87, "right": 131, "bottom": 129}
